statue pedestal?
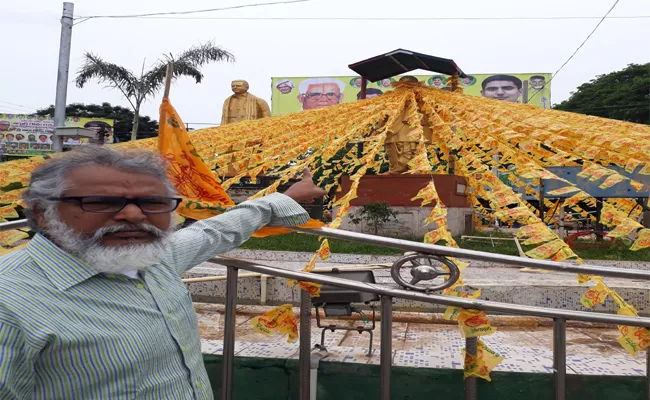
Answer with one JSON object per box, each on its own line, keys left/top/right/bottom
{"left": 335, "top": 174, "right": 474, "bottom": 237}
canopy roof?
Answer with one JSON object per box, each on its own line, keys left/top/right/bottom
{"left": 348, "top": 49, "right": 467, "bottom": 82}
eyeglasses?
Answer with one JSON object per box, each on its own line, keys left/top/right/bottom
{"left": 48, "top": 196, "right": 182, "bottom": 214}
{"left": 305, "top": 92, "right": 340, "bottom": 100}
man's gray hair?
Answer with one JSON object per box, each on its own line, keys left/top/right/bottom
{"left": 23, "top": 145, "right": 176, "bottom": 232}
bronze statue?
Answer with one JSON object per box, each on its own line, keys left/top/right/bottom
{"left": 385, "top": 76, "right": 432, "bottom": 174}
{"left": 220, "top": 80, "right": 271, "bottom": 125}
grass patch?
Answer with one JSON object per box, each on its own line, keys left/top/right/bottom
{"left": 239, "top": 233, "right": 405, "bottom": 255}
{"left": 239, "top": 232, "right": 650, "bottom": 261}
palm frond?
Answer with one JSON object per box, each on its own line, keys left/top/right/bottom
{"left": 173, "top": 41, "right": 235, "bottom": 68}
{"left": 75, "top": 53, "right": 138, "bottom": 99}
{"left": 142, "top": 41, "right": 234, "bottom": 97}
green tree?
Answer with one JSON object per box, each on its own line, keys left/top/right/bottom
{"left": 75, "top": 41, "right": 234, "bottom": 141}
{"left": 554, "top": 63, "right": 650, "bottom": 125}
{"left": 349, "top": 201, "right": 398, "bottom": 235}
{"left": 36, "top": 102, "right": 158, "bottom": 142}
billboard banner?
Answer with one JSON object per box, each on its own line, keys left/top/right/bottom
{"left": 0, "top": 114, "right": 114, "bottom": 157}
{"left": 271, "top": 73, "right": 551, "bottom": 116}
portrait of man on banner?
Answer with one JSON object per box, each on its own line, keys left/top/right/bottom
{"left": 481, "top": 75, "right": 523, "bottom": 103}
{"left": 297, "top": 78, "right": 346, "bottom": 110}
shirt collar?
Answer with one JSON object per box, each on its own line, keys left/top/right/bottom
{"left": 26, "top": 233, "right": 99, "bottom": 291}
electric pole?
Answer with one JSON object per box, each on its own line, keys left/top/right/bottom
{"left": 52, "top": 2, "right": 74, "bottom": 152}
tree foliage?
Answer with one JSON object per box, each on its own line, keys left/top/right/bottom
{"left": 554, "top": 63, "right": 650, "bottom": 125}
{"left": 36, "top": 103, "right": 158, "bottom": 143}
{"left": 349, "top": 201, "right": 398, "bottom": 235}
{"left": 75, "top": 41, "right": 234, "bottom": 140}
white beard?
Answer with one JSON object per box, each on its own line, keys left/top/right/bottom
{"left": 43, "top": 214, "right": 175, "bottom": 275}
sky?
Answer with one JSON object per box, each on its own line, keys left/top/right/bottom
{"left": 1, "top": 0, "right": 649, "bottom": 130}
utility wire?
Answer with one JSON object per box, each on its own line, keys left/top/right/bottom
{"left": 528, "top": 0, "right": 621, "bottom": 102}
{"left": 74, "top": 0, "right": 309, "bottom": 21}
{"left": 128, "top": 15, "right": 650, "bottom": 21}
{"left": 0, "top": 100, "right": 38, "bottom": 112}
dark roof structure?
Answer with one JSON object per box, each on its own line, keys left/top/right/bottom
{"left": 348, "top": 49, "right": 467, "bottom": 82}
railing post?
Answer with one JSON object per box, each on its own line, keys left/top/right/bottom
{"left": 465, "top": 337, "right": 478, "bottom": 400}
{"left": 553, "top": 318, "right": 566, "bottom": 400}
{"left": 646, "top": 346, "right": 649, "bottom": 400}
{"left": 299, "top": 289, "right": 312, "bottom": 400}
{"left": 220, "top": 266, "right": 238, "bottom": 400}
{"left": 380, "top": 295, "right": 393, "bottom": 400}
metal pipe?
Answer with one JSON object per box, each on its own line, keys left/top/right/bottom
{"left": 52, "top": 2, "right": 74, "bottom": 153}
{"left": 220, "top": 266, "right": 238, "bottom": 400}
{"left": 299, "top": 290, "right": 312, "bottom": 400}
{"left": 553, "top": 318, "right": 566, "bottom": 400}
{"left": 1, "top": 218, "right": 648, "bottom": 279}
{"left": 0, "top": 219, "right": 29, "bottom": 231}
{"left": 380, "top": 296, "right": 392, "bottom": 400}
{"left": 292, "top": 227, "right": 650, "bottom": 280}
{"left": 207, "top": 257, "right": 650, "bottom": 328}
{"left": 465, "top": 337, "right": 478, "bottom": 400}
{"left": 646, "top": 347, "right": 649, "bottom": 400}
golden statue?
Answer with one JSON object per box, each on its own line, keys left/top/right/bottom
{"left": 384, "top": 76, "right": 432, "bottom": 174}
{"left": 220, "top": 80, "right": 271, "bottom": 125}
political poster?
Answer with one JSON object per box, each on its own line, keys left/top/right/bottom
{"left": 0, "top": 114, "right": 114, "bottom": 157}
{"left": 271, "top": 73, "right": 551, "bottom": 116}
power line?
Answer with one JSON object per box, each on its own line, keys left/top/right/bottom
{"left": 0, "top": 100, "right": 38, "bottom": 112}
{"left": 128, "top": 15, "right": 650, "bottom": 21}
{"left": 528, "top": 0, "right": 621, "bottom": 102}
{"left": 74, "top": 0, "right": 309, "bottom": 22}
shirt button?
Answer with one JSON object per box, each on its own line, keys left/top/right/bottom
{"left": 181, "top": 345, "right": 188, "bottom": 351}
{"left": 136, "top": 283, "right": 145, "bottom": 289}
{"left": 167, "top": 313, "right": 173, "bottom": 319}
{"left": 196, "top": 381, "right": 202, "bottom": 388}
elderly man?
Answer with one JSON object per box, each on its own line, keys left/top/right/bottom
{"left": 275, "top": 79, "right": 295, "bottom": 94}
{"left": 0, "top": 145, "right": 324, "bottom": 399}
{"left": 297, "top": 78, "right": 346, "bottom": 110}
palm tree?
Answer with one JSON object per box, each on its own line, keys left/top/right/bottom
{"left": 75, "top": 41, "right": 234, "bottom": 141}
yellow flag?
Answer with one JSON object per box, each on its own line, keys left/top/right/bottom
{"left": 630, "top": 229, "right": 650, "bottom": 251}
{"left": 579, "top": 281, "right": 611, "bottom": 309}
{"left": 457, "top": 309, "right": 496, "bottom": 338}
{"left": 250, "top": 304, "right": 299, "bottom": 343}
{"left": 462, "top": 339, "right": 505, "bottom": 382}
{"left": 0, "top": 230, "right": 29, "bottom": 247}
{"left": 157, "top": 98, "right": 323, "bottom": 236}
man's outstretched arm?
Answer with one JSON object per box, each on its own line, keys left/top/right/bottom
{"left": 166, "top": 168, "right": 325, "bottom": 274}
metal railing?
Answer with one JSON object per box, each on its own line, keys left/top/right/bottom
{"left": 208, "top": 227, "right": 650, "bottom": 400}
{"left": 2, "top": 219, "right": 649, "bottom": 398}
{"left": 0, "top": 219, "right": 29, "bottom": 231}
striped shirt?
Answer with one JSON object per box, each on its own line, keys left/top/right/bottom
{"left": 0, "top": 193, "right": 308, "bottom": 399}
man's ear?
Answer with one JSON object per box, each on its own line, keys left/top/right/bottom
{"left": 32, "top": 205, "right": 46, "bottom": 230}
{"left": 298, "top": 94, "right": 305, "bottom": 103}
{"left": 339, "top": 93, "right": 344, "bottom": 102}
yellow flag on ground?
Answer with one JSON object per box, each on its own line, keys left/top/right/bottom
{"left": 157, "top": 98, "right": 323, "bottom": 237}
{"left": 250, "top": 304, "right": 298, "bottom": 343}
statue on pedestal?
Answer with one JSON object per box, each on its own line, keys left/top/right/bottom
{"left": 220, "top": 80, "right": 271, "bottom": 125}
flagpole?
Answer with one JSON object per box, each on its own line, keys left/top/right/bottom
{"left": 163, "top": 62, "right": 173, "bottom": 99}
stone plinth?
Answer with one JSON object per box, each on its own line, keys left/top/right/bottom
{"left": 335, "top": 174, "right": 474, "bottom": 237}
